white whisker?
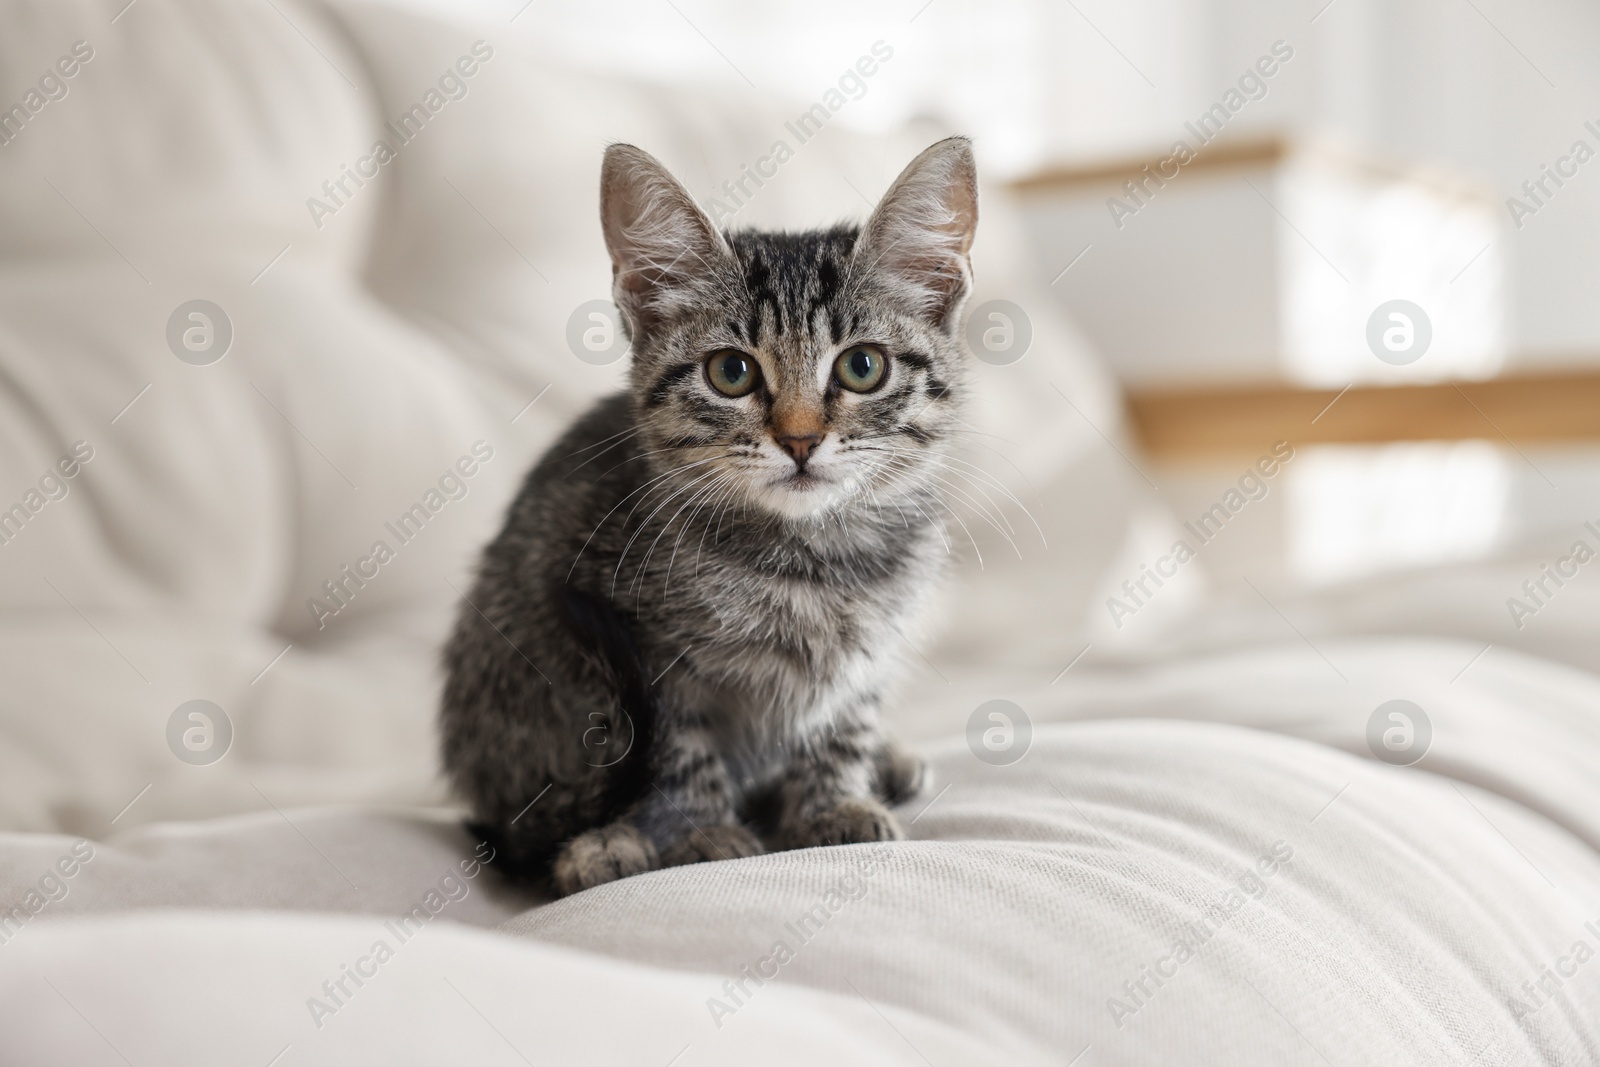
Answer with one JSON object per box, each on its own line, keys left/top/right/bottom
{"left": 566, "top": 456, "right": 724, "bottom": 580}
{"left": 613, "top": 467, "right": 725, "bottom": 597}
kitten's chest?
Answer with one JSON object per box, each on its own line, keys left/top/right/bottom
{"left": 721, "top": 571, "right": 885, "bottom": 667}
{"left": 720, "top": 528, "right": 932, "bottom": 646}
{"left": 667, "top": 534, "right": 940, "bottom": 721}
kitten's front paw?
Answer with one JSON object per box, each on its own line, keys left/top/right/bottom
{"left": 783, "top": 797, "right": 904, "bottom": 850}
{"left": 876, "top": 744, "right": 931, "bottom": 806}
{"left": 552, "top": 823, "right": 659, "bottom": 896}
{"left": 661, "top": 824, "right": 765, "bottom": 868}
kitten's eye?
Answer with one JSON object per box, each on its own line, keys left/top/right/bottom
{"left": 705, "top": 350, "right": 760, "bottom": 397}
{"left": 834, "top": 345, "right": 887, "bottom": 393}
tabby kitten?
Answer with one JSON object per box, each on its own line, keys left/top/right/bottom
{"left": 441, "top": 137, "right": 978, "bottom": 896}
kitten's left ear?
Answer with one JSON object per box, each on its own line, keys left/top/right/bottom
{"left": 600, "top": 144, "right": 731, "bottom": 341}
{"left": 853, "top": 137, "right": 979, "bottom": 329}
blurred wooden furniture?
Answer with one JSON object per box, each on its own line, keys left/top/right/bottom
{"left": 1127, "top": 370, "right": 1600, "bottom": 458}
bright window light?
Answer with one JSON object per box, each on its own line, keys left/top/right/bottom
{"left": 1286, "top": 441, "right": 1509, "bottom": 584}
{"left": 1279, "top": 152, "right": 1506, "bottom": 387}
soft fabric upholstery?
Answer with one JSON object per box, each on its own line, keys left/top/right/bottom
{"left": 5, "top": 638, "right": 1600, "bottom": 1064}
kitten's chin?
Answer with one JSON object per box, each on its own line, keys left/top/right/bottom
{"left": 750, "top": 470, "right": 854, "bottom": 520}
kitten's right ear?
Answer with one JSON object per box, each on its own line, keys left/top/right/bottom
{"left": 600, "top": 144, "right": 729, "bottom": 341}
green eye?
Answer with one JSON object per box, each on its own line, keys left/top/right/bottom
{"left": 706, "top": 350, "right": 760, "bottom": 397}
{"left": 834, "top": 345, "right": 887, "bottom": 392}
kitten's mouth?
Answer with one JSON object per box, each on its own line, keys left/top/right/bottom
{"left": 774, "top": 469, "right": 826, "bottom": 490}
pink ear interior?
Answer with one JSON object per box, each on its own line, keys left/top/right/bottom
{"left": 854, "top": 137, "right": 979, "bottom": 327}
{"left": 600, "top": 144, "right": 728, "bottom": 339}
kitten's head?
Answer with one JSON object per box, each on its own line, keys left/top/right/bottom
{"left": 600, "top": 137, "right": 978, "bottom": 521}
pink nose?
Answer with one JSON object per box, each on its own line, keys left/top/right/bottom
{"left": 776, "top": 433, "right": 822, "bottom": 466}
